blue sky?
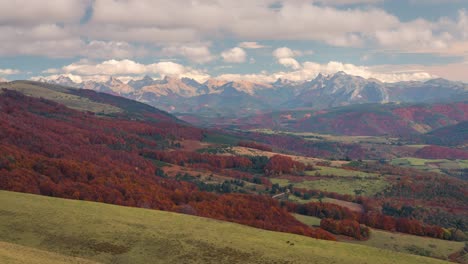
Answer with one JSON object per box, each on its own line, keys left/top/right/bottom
{"left": 0, "top": 0, "right": 467, "bottom": 83}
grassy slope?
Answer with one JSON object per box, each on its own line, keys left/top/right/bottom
{"left": 0, "top": 241, "right": 98, "bottom": 264}
{"left": 309, "top": 166, "right": 379, "bottom": 178}
{"left": 292, "top": 214, "right": 464, "bottom": 261}
{"left": 351, "top": 229, "right": 465, "bottom": 261}
{"left": 293, "top": 214, "right": 322, "bottom": 227}
{"left": 0, "top": 191, "right": 450, "bottom": 264}
{"left": 271, "top": 177, "right": 388, "bottom": 196}
{"left": 1, "top": 81, "right": 122, "bottom": 114}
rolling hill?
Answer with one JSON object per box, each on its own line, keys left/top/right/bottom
{"left": 230, "top": 102, "right": 468, "bottom": 136}
{"left": 0, "top": 191, "right": 452, "bottom": 264}
{"left": 422, "top": 121, "right": 468, "bottom": 147}
{"left": 0, "top": 83, "right": 333, "bottom": 240}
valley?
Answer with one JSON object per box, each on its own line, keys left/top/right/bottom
{"left": 0, "top": 81, "right": 466, "bottom": 263}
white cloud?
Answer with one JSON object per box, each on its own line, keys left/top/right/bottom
{"left": 0, "top": 68, "right": 20, "bottom": 75}
{"left": 161, "top": 44, "right": 215, "bottom": 63}
{"left": 314, "top": 0, "right": 383, "bottom": 5}
{"left": 83, "top": 41, "right": 149, "bottom": 59}
{"left": 273, "top": 47, "right": 301, "bottom": 59}
{"left": 31, "top": 73, "right": 83, "bottom": 83}
{"left": 273, "top": 47, "right": 302, "bottom": 69}
{"left": 0, "top": 0, "right": 466, "bottom": 59}
{"left": 216, "top": 60, "right": 434, "bottom": 83}
{"left": 44, "top": 59, "right": 210, "bottom": 82}
{"left": 0, "top": 0, "right": 89, "bottom": 24}
{"left": 0, "top": 24, "right": 147, "bottom": 59}
{"left": 221, "top": 47, "right": 247, "bottom": 63}
{"left": 239, "top": 42, "right": 267, "bottom": 49}
{"left": 88, "top": 0, "right": 398, "bottom": 47}
{"left": 278, "top": 58, "right": 301, "bottom": 70}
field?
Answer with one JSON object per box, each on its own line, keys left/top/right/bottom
{"left": 250, "top": 129, "right": 398, "bottom": 144}
{"left": 0, "top": 191, "right": 450, "bottom": 264}
{"left": 391, "top": 157, "right": 468, "bottom": 175}
{"left": 293, "top": 214, "right": 322, "bottom": 227}
{"left": 289, "top": 196, "right": 364, "bottom": 212}
{"left": 230, "top": 146, "right": 347, "bottom": 166}
{"left": 0, "top": 241, "right": 98, "bottom": 264}
{"left": 271, "top": 177, "right": 389, "bottom": 196}
{"left": 350, "top": 229, "right": 465, "bottom": 261}
{"left": 309, "top": 166, "right": 379, "bottom": 178}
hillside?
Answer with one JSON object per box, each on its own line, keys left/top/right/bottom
{"left": 0, "top": 86, "right": 333, "bottom": 239}
{"left": 230, "top": 102, "right": 468, "bottom": 136}
{"left": 1, "top": 81, "right": 179, "bottom": 123}
{"left": 0, "top": 82, "right": 466, "bottom": 263}
{"left": 0, "top": 191, "right": 451, "bottom": 264}
{"left": 422, "top": 121, "right": 468, "bottom": 147}
{"left": 0, "top": 241, "right": 98, "bottom": 264}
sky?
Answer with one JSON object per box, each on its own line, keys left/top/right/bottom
{"left": 0, "top": 0, "right": 467, "bottom": 83}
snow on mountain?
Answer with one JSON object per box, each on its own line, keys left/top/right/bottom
{"left": 35, "top": 72, "right": 467, "bottom": 114}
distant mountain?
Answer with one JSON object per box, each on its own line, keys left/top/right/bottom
{"left": 422, "top": 121, "right": 468, "bottom": 147}
{"left": 0, "top": 77, "right": 8, "bottom": 83}
{"left": 287, "top": 72, "right": 389, "bottom": 109}
{"left": 37, "top": 72, "right": 468, "bottom": 116}
{"left": 231, "top": 102, "right": 468, "bottom": 136}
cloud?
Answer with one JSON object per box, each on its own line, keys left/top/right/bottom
{"left": 82, "top": 41, "right": 149, "bottom": 59}
{"left": 273, "top": 47, "right": 302, "bottom": 69}
{"left": 217, "top": 60, "right": 434, "bottom": 83}
{"left": 409, "top": 0, "right": 462, "bottom": 4}
{"left": 221, "top": 47, "right": 247, "bottom": 63}
{"left": 88, "top": 0, "right": 398, "bottom": 47}
{"left": 239, "top": 42, "right": 266, "bottom": 49}
{"left": 0, "top": 0, "right": 90, "bottom": 25}
{"left": 31, "top": 73, "right": 84, "bottom": 83}
{"left": 44, "top": 59, "right": 210, "bottom": 82}
{"left": 161, "top": 44, "right": 215, "bottom": 63}
{"left": 273, "top": 47, "right": 301, "bottom": 59}
{"left": 0, "top": 24, "right": 147, "bottom": 59}
{"left": 1, "top": 0, "right": 466, "bottom": 59}
{"left": 314, "top": 0, "right": 383, "bottom": 5}
{"left": 0, "top": 68, "right": 20, "bottom": 75}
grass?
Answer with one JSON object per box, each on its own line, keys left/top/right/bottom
{"left": 350, "top": 228, "right": 465, "bottom": 261}
{"left": 0, "top": 241, "right": 98, "bottom": 264}
{"left": 289, "top": 196, "right": 364, "bottom": 212}
{"left": 202, "top": 132, "right": 240, "bottom": 145}
{"left": 308, "top": 166, "right": 379, "bottom": 178}
{"left": 391, "top": 158, "right": 468, "bottom": 174}
{"left": 2, "top": 82, "right": 122, "bottom": 114}
{"left": 0, "top": 191, "right": 450, "bottom": 264}
{"left": 293, "top": 214, "right": 322, "bottom": 227}
{"left": 272, "top": 177, "right": 388, "bottom": 196}
{"left": 250, "top": 129, "right": 397, "bottom": 144}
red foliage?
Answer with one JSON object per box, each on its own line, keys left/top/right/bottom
{"left": 237, "top": 141, "right": 273, "bottom": 152}
{"left": 142, "top": 150, "right": 253, "bottom": 169}
{"left": 320, "top": 218, "right": 370, "bottom": 240}
{"left": 415, "top": 145, "right": 468, "bottom": 159}
{"left": 0, "top": 90, "right": 334, "bottom": 240}
{"left": 286, "top": 200, "right": 446, "bottom": 239}
{"left": 264, "top": 155, "right": 305, "bottom": 176}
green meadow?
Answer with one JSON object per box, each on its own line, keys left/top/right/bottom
{"left": 0, "top": 191, "right": 450, "bottom": 264}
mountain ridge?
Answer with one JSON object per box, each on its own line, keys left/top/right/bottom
{"left": 26, "top": 72, "right": 468, "bottom": 116}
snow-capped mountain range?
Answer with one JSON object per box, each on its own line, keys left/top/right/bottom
{"left": 33, "top": 72, "right": 468, "bottom": 117}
